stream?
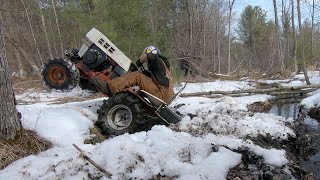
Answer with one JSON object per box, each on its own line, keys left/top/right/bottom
{"left": 269, "top": 103, "right": 320, "bottom": 179}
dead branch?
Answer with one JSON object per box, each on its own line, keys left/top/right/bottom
{"left": 172, "top": 82, "right": 188, "bottom": 100}
{"left": 180, "top": 84, "right": 320, "bottom": 97}
{"left": 72, "top": 144, "right": 112, "bottom": 178}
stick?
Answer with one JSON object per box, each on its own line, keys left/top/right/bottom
{"left": 73, "top": 144, "right": 112, "bottom": 178}
{"left": 180, "top": 84, "right": 320, "bottom": 97}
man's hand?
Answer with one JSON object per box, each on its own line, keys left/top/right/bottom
{"left": 136, "top": 59, "right": 143, "bottom": 67}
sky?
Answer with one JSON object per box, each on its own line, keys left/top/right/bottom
{"left": 235, "top": 0, "right": 274, "bottom": 18}
{"left": 234, "top": 0, "right": 315, "bottom": 21}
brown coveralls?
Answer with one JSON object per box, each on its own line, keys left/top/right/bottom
{"left": 108, "top": 60, "right": 174, "bottom": 104}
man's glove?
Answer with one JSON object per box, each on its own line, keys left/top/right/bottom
{"left": 142, "top": 70, "right": 151, "bottom": 77}
{"left": 136, "top": 59, "right": 143, "bottom": 67}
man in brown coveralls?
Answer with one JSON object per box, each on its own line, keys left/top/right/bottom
{"left": 94, "top": 46, "right": 174, "bottom": 104}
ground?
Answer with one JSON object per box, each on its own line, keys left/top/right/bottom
{"left": 0, "top": 72, "right": 319, "bottom": 179}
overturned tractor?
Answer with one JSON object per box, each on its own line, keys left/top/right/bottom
{"left": 42, "top": 28, "right": 181, "bottom": 136}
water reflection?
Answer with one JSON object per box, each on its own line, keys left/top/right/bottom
{"left": 269, "top": 103, "right": 319, "bottom": 128}
{"left": 268, "top": 102, "right": 320, "bottom": 178}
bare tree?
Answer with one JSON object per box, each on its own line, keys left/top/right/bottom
{"left": 21, "top": 0, "right": 43, "bottom": 67}
{"left": 311, "top": 0, "right": 315, "bottom": 55}
{"left": 39, "top": 3, "right": 53, "bottom": 58}
{"left": 291, "top": 0, "right": 298, "bottom": 73}
{"left": 51, "top": 0, "right": 64, "bottom": 56}
{"left": 216, "top": 0, "right": 221, "bottom": 74}
{"left": 0, "top": 14, "right": 22, "bottom": 140}
{"left": 227, "top": 0, "right": 235, "bottom": 74}
{"left": 297, "top": 0, "right": 311, "bottom": 84}
{"left": 273, "top": 0, "right": 285, "bottom": 74}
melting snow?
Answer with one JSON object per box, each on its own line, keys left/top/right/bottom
{"left": 2, "top": 76, "right": 320, "bottom": 179}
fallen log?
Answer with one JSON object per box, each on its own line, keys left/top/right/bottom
{"left": 73, "top": 144, "right": 112, "bottom": 178}
{"left": 180, "top": 84, "right": 320, "bottom": 98}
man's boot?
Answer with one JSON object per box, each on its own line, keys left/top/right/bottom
{"left": 91, "top": 76, "right": 111, "bottom": 95}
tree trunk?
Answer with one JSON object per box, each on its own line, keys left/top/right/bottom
{"left": 40, "top": 4, "right": 53, "bottom": 58}
{"left": 291, "top": 0, "right": 298, "bottom": 73}
{"left": 51, "top": 0, "right": 64, "bottom": 56}
{"left": 311, "top": 0, "right": 315, "bottom": 56}
{"left": 297, "top": 0, "right": 310, "bottom": 85}
{"left": 273, "top": 0, "right": 284, "bottom": 75}
{"left": 0, "top": 16, "right": 22, "bottom": 140}
{"left": 21, "top": 0, "right": 43, "bottom": 67}
{"left": 227, "top": 0, "right": 235, "bottom": 74}
{"left": 216, "top": 0, "right": 221, "bottom": 74}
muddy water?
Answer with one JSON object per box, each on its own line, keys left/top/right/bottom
{"left": 269, "top": 103, "right": 320, "bottom": 178}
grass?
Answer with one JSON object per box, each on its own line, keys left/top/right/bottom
{"left": 84, "top": 126, "right": 107, "bottom": 145}
{"left": 0, "top": 129, "right": 52, "bottom": 170}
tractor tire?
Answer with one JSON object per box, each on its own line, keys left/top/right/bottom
{"left": 79, "top": 77, "right": 98, "bottom": 92}
{"left": 96, "top": 93, "right": 151, "bottom": 136}
{"left": 42, "top": 58, "right": 79, "bottom": 91}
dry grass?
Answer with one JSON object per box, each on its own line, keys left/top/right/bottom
{"left": 12, "top": 76, "right": 45, "bottom": 95}
{"left": 84, "top": 127, "right": 107, "bottom": 145}
{"left": 247, "top": 101, "right": 272, "bottom": 113}
{"left": 0, "top": 130, "right": 52, "bottom": 170}
{"left": 52, "top": 93, "right": 105, "bottom": 104}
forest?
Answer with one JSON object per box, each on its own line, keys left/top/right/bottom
{"left": 2, "top": 0, "right": 320, "bottom": 80}
{"left": 1, "top": 1, "right": 320, "bottom": 179}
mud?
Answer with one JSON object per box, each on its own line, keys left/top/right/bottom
{"left": 227, "top": 146, "right": 293, "bottom": 180}
{"left": 308, "top": 107, "right": 320, "bottom": 121}
{"left": 236, "top": 103, "right": 320, "bottom": 180}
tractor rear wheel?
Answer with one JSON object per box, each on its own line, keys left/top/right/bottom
{"left": 42, "top": 58, "right": 79, "bottom": 91}
{"left": 96, "top": 93, "right": 151, "bottom": 136}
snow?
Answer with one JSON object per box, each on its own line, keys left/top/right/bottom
{"left": 174, "top": 95, "right": 294, "bottom": 139}
{"left": 259, "top": 71, "right": 320, "bottom": 88}
{"left": 176, "top": 80, "right": 255, "bottom": 94}
{"left": 3, "top": 76, "right": 319, "bottom": 179}
{"left": 16, "top": 87, "right": 93, "bottom": 103}
{"left": 301, "top": 89, "right": 320, "bottom": 109}
{"left": 258, "top": 71, "right": 320, "bottom": 109}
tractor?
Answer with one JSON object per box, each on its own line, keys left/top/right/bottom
{"left": 41, "top": 28, "right": 181, "bottom": 135}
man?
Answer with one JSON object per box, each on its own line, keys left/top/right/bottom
{"left": 93, "top": 46, "right": 174, "bottom": 104}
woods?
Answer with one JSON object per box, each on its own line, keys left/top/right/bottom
{"left": 1, "top": 0, "right": 320, "bottom": 79}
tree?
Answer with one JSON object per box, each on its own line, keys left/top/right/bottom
{"left": 237, "top": 5, "right": 275, "bottom": 73}
{"left": 237, "top": 6, "right": 267, "bottom": 48}
{"left": 291, "top": 0, "right": 298, "bottom": 73}
{"left": 0, "top": 15, "right": 22, "bottom": 140}
{"left": 297, "top": 0, "right": 311, "bottom": 85}
{"left": 227, "top": 0, "right": 235, "bottom": 74}
{"left": 273, "top": 0, "right": 284, "bottom": 74}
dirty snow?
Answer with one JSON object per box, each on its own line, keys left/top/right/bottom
{"left": 2, "top": 78, "right": 318, "bottom": 179}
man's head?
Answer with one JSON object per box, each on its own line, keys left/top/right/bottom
{"left": 140, "top": 45, "right": 160, "bottom": 62}
{"left": 144, "top": 45, "right": 160, "bottom": 55}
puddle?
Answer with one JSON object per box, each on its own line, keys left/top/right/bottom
{"left": 269, "top": 103, "right": 320, "bottom": 178}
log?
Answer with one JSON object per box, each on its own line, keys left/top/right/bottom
{"left": 73, "top": 144, "right": 112, "bottom": 178}
{"left": 180, "top": 84, "right": 320, "bottom": 97}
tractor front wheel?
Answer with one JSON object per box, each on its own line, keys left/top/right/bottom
{"left": 96, "top": 93, "right": 150, "bottom": 136}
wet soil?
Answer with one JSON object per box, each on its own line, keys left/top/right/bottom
{"left": 229, "top": 103, "right": 320, "bottom": 180}
{"left": 271, "top": 104, "right": 320, "bottom": 179}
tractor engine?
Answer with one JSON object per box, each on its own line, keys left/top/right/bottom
{"left": 77, "top": 28, "right": 133, "bottom": 78}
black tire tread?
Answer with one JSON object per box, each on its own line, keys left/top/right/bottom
{"left": 41, "top": 58, "right": 79, "bottom": 91}
{"left": 96, "top": 93, "right": 150, "bottom": 136}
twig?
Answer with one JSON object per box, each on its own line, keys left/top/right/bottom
{"left": 72, "top": 144, "right": 112, "bottom": 178}
{"left": 172, "top": 82, "right": 188, "bottom": 101}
